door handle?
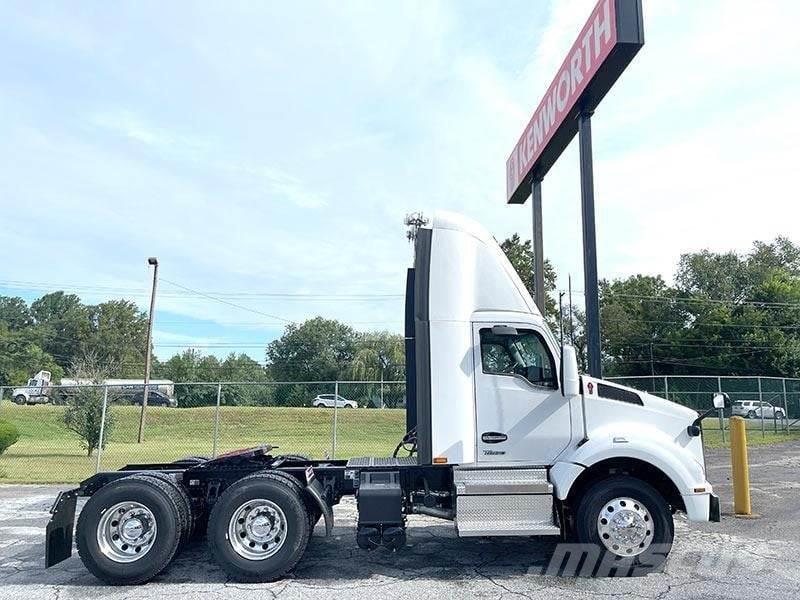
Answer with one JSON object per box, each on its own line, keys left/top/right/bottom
{"left": 481, "top": 432, "right": 508, "bottom": 444}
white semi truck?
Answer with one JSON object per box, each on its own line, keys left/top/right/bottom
{"left": 45, "top": 212, "right": 722, "bottom": 584}
{"left": 11, "top": 373, "right": 176, "bottom": 406}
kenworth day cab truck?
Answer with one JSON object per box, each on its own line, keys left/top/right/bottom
{"left": 45, "top": 212, "right": 721, "bottom": 584}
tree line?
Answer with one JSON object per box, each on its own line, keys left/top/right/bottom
{"left": 1, "top": 234, "right": 798, "bottom": 393}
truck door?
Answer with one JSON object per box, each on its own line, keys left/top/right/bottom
{"left": 473, "top": 323, "right": 572, "bottom": 465}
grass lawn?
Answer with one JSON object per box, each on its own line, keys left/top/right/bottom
{"left": 0, "top": 401, "right": 406, "bottom": 483}
{"left": 1, "top": 401, "right": 797, "bottom": 483}
{"left": 700, "top": 415, "right": 800, "bottom": 448}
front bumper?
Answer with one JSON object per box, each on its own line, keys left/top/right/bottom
{"left": 682, "top": 489, "right": 721, "bottom": 522}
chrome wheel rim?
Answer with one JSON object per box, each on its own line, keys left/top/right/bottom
{"left": 96, "top": 501, "right": 158, "bottom": 563}
{"left": 597, "top": 496, "right": 653, "bottom": 557}
{"left": 228, "top": 499, "right": 287, "bottom": 560}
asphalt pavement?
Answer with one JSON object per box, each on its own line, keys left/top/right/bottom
{"left": 2, "top": 442, "right": 800, "bottom": 599}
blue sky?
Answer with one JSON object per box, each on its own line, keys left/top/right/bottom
{"left": 1, "top": 0, "right": 799, "bottom": 363}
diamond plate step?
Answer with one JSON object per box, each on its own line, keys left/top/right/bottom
{"left": 453, "top": 466, "right": 552, "bottom": 495}
{"left": 455, "top": 494, "right": 560, "bottom": 537}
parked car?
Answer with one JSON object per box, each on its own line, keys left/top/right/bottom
{"left": 131, "top": 390, "right": 178, "bottom": 408}
{"left": 732, "top": 400, "right": 785, "bottom": 419}
{"left": 311, "top": 394, "right": 357, "bottom": 409}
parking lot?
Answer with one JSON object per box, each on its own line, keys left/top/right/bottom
{"left": 2, "top": 442, "right": 800, "bottom": 600}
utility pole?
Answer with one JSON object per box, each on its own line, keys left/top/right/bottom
{"left": 567, "top": 275, "right": 574, "bottom": 345}
{"left": 137, "top": 257, "right": 159, "bottom": 444}
{"left": 650, "top": 342, "right": 655, "bottom": 376}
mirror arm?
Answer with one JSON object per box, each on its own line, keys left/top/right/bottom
{"left": 692, "top": 407, "right": 718, "bottom": 429}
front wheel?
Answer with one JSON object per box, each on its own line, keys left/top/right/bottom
{"left": 574, "top": 476, "right": 674, "bottom": 576}
{"left": 775, "top": 410, "right": 785, "bottom": 420}
{"left": 747, "top": 410, "right": 757, "bottom": 419}
{"left": 14, "top": 395, "right": 26, "bottom": 405}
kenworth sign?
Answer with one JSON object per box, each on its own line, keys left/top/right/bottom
{"left": 506, "top": 0, "right": 644, "bottom": 204}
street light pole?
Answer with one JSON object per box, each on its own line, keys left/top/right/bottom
{"left": 137, "top": 257, "right": 159, "bottom": 444}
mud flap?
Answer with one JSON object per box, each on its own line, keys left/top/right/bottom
{"left": 305, "top": 471, "right": 334, "bottom": 536}
{"left": 45, "top": 490, "right": 78, "bottom": 568}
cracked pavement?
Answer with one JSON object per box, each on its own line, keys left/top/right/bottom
{"left": 2, "top": 443, "right": 800, "bottom": 599}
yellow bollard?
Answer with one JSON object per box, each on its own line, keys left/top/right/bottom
{"left": 730, "top": 416, "right": 751, "bottom": 515}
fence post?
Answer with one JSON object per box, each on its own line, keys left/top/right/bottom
{"left": 380, "top": 374, "right": 385, "bottom": 409}
{"left": 0, "top": 386, "right": 4, "bottom": 416}
{"left": 717, "top": 376, "right": 725, "bottom": 443}
{"left": 783, "top": 378, "right": 789, "bottom": 435}
{"left": 664, "top": 376, "right": 669, "bottom": 402}
{"left": 212, "top": 383, "right": 222, "bottom": 458}
{"left": 331, "top": 381, "right": 339, "bottom": 459}
{"left": 95, "top": 385, "right": 109, "bottom": 474}
{"left": 758, "top": 377, "right": 765, "bottom": 439}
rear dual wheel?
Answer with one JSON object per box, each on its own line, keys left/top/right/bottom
{"left": 76, "top": 474, "right": 189, "bottom": 585}
{"left": 207, "top": 472, "right": 311, "bottom": 582}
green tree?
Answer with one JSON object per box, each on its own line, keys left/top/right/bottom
{"left": 62, "top": 357, "right": 114, "bottom": 456}
{"left": 0, "top": 296, "right": 33, "bottom": 330}
{"left": 600, "top": 275, "right": 690, "bottom": 376}
{"left": 30, "top": 292, "right": 92, "bottom": 370}
{"left": 266, "top": 317, "right": 357, "bottom": 382}
{"left": 0, "top": 324, "right": 63, "bottom": 386}
{"left": 156, "top": 349, "right": 219, "bottom": 407}
{"left": 86, "top": 300, "right": 148, "bottom": 377}
{"left": 349, "top": 331, "right": 405, "bottom": 381}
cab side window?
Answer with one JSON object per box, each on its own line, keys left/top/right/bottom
{"left": 479, "top": 328, "right": 557, "bottom": 389}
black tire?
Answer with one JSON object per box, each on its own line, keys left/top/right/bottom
{"left": 574, "top": 476, "right": 674, "bottom": 576}
{"left": 775, "top": 410, "right": 785, "bottom": 420}
{"left": 76, "top": 474, "right": 183, "bottom": 585}
{"left": 747, "top": 410, "right": 757, "bottom": 419}
{"left": 138, "top": 472, "right": 195, "bottom": 544}
{"left": 14, "top": 395, "right": 26, "bottom": 405}
{"left": 207, "top": 472, "right": 311, "bottom": 582}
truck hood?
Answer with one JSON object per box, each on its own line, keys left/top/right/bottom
{"left": 579, "top": 375, "right": 706, "bottom": 475}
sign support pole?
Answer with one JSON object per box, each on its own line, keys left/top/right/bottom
{"left": 578, "top": 111, "right": 602, "bottom": 377}
{"left": 531, "top": 178, "right": 545, "bottom": 315}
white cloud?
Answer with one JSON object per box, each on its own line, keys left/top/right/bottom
{"left": 0, "top": 0, "right": 798, "bottom": 361}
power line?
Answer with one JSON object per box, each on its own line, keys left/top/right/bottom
{"left": 562, "top": 289, "right": 800, "bottom": 309}
{"left": 603, "top": 317, "right": 800, "bottom": 330}
{"left": 159, "top": 278, "right": 294, "bottom": 324}
{"left": 0, "top": 279, "right": 403, "bottom": 300}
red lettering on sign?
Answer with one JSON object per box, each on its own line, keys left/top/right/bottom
{"left": 506, "top": 0, "right": 618, "bottom": 202}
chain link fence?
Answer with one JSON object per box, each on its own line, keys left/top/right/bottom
{"left": 608, "top": 375, "right": 800, "bottom": 440}
{"left": 0, "top": 381, "right": 407, "bottom": 483}
{"left": 1, "top": 375, "right": 798, "bottom": 483}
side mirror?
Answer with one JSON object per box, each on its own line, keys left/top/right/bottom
{"left": 712, "top": 392, "right": 730, "bottom": 409}
{"left": 561, "top": 345, "right": 580, "bottom": 397}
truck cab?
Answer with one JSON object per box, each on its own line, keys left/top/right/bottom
{"left": 12, "top": 370, "right": 52, "bottom": 404}
{"left": 405, "top": 210, "right": 717, "bottom": 541}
